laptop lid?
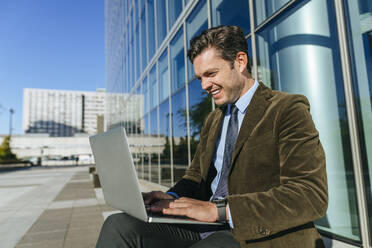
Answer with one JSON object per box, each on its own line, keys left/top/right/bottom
{"left": 89, "top": 127, "right": 222, "bottom": 225}
{"left": 89, "top": 127, "right": 148, "bottom": 222}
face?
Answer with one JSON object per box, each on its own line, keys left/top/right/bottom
{"left": 193, "top": 47, "right": 249, "bottom": 106}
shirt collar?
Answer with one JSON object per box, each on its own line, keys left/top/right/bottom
{"left": 228, "top": 80, "right": 259, "bottom": 114}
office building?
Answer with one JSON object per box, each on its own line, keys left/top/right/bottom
{"left": 23, "top": 88, "right": 106, "bottom": 136}
{"left": 105, "top": 0, "right": 372, "bottom": 246}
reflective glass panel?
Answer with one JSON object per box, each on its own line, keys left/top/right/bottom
{"left": 254, "top": 0, "right": 290, "bottom": 27}
{"left": 186, "top": 0, "right": 208, "bottom": 81}
{"left": 170, "top": 27, "right": 185, "bottom": 93}
{"left": 158, "top": 50, "right": 169, "bottom": 103}
{"left": 256, "top": 0, "right": 361, "bottom": 241}
{"left": 171, "top": 87, "right": 188, "bottom": 182}
{"left": 159, "top": 100, "right": 172, "bottom": 187}
{"left": 140, "top": 4, "right": 147, "bottom": 72}
{"left": 147, "top": 0, "right": 156, "bottom": 60}
{"left": 168, "top": 0, "right": 183, "bottom": 28}
{"left": 345, "top": 0, "right": 372, "bottom": 234}
{"left": 149, "top": 65, "right": 157, "bottom": 110}
{"left": 135, "top": 22, "right": 141, "bottom": 81}
{"left": 150, "top": 108, "right": 160, "bottom": 183}
{"left": 156, "top": 0, "right": 167, "bottom": 47}
{"left": 143, "top": 113, "right": 150, "bottom": 180}
{"left": 130, "top": 38, "right": 135, "bottom": 89}
{"left": 140, "top": 0, "right": 145, "bottom": 14}
{"left": 211, "top": 0, "right": 250, "bottom": 34}
{"left": 143, "top": 76, "right": 149, "bottom": 115}
{"left": 247, "top": 38, "right": 253, "bottom": 75}
{"left": 136, "top": 85, "right": 143, "bottom": 135}
{"left": 135, "top": 0, "right": 139, "bottom": 23}
{"left": 188, "top": 78, "right": 212, "bottom": 159}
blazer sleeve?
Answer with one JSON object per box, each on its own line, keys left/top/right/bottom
{"left": 227, "top": 95, "right": 328, "bottom": 240}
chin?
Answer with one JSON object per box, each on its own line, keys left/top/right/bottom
{"left": 214, "top": 99, "right": 227, "bottom": 106}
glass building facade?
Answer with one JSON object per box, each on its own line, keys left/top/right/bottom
{"left": 105, "top": 0, "right": 372, "bottom": 247}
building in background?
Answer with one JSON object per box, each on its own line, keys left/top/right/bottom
{"left": 105, "top": 0, "right": 372, "bottom": 247}
{"left": 23, "top": 88, "right": 106, "bottom": 137}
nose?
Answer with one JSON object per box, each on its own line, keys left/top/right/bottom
{"left": 201, "top": 78, "right": 212, "bottom": 91}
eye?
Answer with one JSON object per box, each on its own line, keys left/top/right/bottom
{"left": 208, "top": 71, "right": 217, "bottom": 77}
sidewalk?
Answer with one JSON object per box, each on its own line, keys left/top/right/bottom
{"left": 0, "top": 165, "right": 167, "bottom": 248}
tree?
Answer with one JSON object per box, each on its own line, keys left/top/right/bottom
{"left": 0, "top": 136, "right": 17, "bottom": 162}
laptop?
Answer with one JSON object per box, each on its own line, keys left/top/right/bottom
{"left": 89, "top": 126, "right": 222, "bottom": 225}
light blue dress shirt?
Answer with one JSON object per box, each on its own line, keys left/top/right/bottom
{"left": 211, "top": 80, "right": 259, "bottom": 227}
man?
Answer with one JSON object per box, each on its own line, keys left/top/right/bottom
{"left": 96, "top": 25, "right": 328, "bottom": 248}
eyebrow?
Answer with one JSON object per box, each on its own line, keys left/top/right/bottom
{"left": 194, "top": 68, "right": 219, "bottom": 80}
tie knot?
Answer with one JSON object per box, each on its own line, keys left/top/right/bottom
{"left": 230, "top": 104, "right": 238, "bottom": 116}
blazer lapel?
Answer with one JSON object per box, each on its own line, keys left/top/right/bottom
{"left": 230, "top": 83, "right": 272, "bottom": 172}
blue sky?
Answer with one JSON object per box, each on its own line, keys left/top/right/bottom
{"left": 0, "top": 0, "right": 105, "bottom": 135}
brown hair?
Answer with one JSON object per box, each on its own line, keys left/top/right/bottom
{"left": 187, "top": 25, "right": 251, "bottom": 74}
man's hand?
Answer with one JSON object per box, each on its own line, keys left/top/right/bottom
{"left": 142, "top": 191, "right": 175, "bottom": 213}
{"left": 142, "top": 191, "right": 175, "bottom": 205}
{"left": 162, "top": 197, "right": 218, "bottom": 223}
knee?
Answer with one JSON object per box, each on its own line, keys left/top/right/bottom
{"left": 102, "top": 213, "right": 130, "bottom": 233}
{"left": 97, "top": 213, "right": 135, "bottom": 247}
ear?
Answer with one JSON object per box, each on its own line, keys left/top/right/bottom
{"left": 235, "top": 52, "right": 248, "bottom": 73}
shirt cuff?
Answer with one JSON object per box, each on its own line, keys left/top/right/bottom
{"left": 166, "top": 191, "right": 179, "bottom": 199}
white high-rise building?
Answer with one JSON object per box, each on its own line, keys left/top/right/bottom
{"left": 23, "top": 88, "right": 106, "bottom": 136}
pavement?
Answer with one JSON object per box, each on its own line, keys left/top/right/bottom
{"left": 0, "top": 165, "right": 167, "bottom": 248}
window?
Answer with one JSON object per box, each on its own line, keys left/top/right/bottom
{"left": 159, "top": 100, "right": 172, "bottom": 187}
{"left": 149, "top": 108, "right": 159, "bottom": 183}
{"left": 171, "top": 87, "right": 189, "bottom": 179}
{"left": 147, "top": 0, "right": 156, "bottom": 60}
{"left": 149, "top": 65, "right": 157, "bottom": 110}
{"left": 345, "top": 0, "right": 372, "bottom": 235}
{"left": 156, "top": 0, "right": 167, "bottom": 47}
{"left": 187, "top": 78, "right": 211, "bottom": 158}
{"left": 211, "top": 0, "right": 251, "bottom": 34}
{"left": 254, "top": 0, "right": 291, "bottom": 27}
{"left": 135, "top": 22, "right": 141, "bottom": 81}
{"left": 140, "top": 4, "right": 147, "bottom": 72}
{"left": 142, "top": 76, "right": 149, "bottom": 115}
{"left": 168, "top": 0, "right": 183, "bottom": 28}
{"left": 186, "top": 0, "right": 208, "bottom": 81}
{"left": 170, "top": 27, "right": 185, "bottom": 93}
{"left": 158, "top": 50, "right": 169, "bottom": 103}
{"left": 256, "top": 0, "right": 361, "bottom": 242}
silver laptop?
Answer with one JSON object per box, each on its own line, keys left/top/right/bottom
{"left": 89, "top": 126, "right": 221, "bottom": 225}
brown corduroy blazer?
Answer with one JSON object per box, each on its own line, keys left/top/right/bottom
{"left": 170, "top": 82, "right": 328, "bottom": 248}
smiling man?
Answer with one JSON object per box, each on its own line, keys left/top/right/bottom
{"left": 96, "top": 25, "right": 328, "bottom": 248}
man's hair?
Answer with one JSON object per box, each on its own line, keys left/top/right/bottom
{"left": 187, "top": 25, "right": 251, "bottom": 74}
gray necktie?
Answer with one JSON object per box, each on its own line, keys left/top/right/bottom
{"left": 200, "top": 105, "right": 239, "bottom": 239}
{"left": 213, "top": 104, "right": 239, "bottom": 199}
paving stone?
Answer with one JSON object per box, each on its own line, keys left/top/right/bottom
{"left": 17, "top": 229, "right": 66, "bottom": 244}
{"left": 71, "top": 172, "right": 90, "bottom": 181}
{"left": 64, "top": 236, "right": 98, "bottom": 248}
{"left": 98, "top": 204, "right": 117, "bottom": 212}
{"left": 16, "top": 239, "right": 64, "bottom": 248}
{"left": 13, "top": 166, "right": 165, "bottom": 248}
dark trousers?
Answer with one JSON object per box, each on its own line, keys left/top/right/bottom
{"left": 96, "top": 213, "right": 241, "bottom": 248}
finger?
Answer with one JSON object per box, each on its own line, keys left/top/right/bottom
{"left": 176, "top": 197, "right": 200, "bottom": 203}
{"left": 169, "top": 201, "right": 193, "bottom": 209}
{"left": 163, "top": 207, "right": 188, "bottom": 216}
{"left": 174, "top": 198, "right": 204, "bottom": 206}
{"left": 144, "top": 191, "right": 159, "bottom": 204}
{"left": 148, "top": 204, "right": 163, "bottom": 212}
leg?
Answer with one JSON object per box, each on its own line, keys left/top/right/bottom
{"left": 190, "top": 230, "right": 240, "bottom": 248}
{"left": 96, "top": 213, "right": 201, "bottom": 248}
